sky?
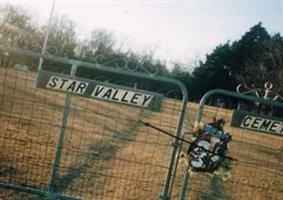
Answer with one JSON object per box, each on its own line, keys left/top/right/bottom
{"left": 2, "top": 0, "right": 283, "bottom": 69}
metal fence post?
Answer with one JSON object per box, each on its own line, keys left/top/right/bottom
{"left": 179, "top": 166, "right": 190, "bottom": 200}
{"left": 179, "top": 89, "right": 283, "bottom": 200}
{"left": 160, "top": 83, "right": 188, "bottom": 200}
{"left": 0, "top": 45, "right": 191, "bottom": 199}
{"left": 48, "top": 63, "right": 79, "bottom": 192}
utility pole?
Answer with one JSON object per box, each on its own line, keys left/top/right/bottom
{"left": 38, "top": 0, "right": 56, "bottom": 71}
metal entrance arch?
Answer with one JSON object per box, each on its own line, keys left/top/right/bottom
{"left": 179, "top": 89, "right": 283, "bottom": 200}
{"left": 0, "top": 46, "right": 188, "bottom": 199}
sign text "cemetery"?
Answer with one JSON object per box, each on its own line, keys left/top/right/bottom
{"left": 231, "top": 111, "right": 283, "bottom": 136}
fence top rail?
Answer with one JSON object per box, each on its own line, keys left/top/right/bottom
{"left": 0, "top": 45, "right": 188, "bottom": 102}
{"left": 200, "top": 89, "right": 283, "bottom": 108}
{"left": 197, "top": 89, "right": 283, "bottom": 122}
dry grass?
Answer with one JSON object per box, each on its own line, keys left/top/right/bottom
{"left": 0, "top": 68, "right": 282, "bottom": 200}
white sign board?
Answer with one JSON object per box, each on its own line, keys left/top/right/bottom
{"left": 92, "top": 85, "right": 153, "bottom": 107}
{"left": 37, "top": 71, "right": 163, "bottom": 111}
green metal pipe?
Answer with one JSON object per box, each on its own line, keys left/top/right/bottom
{"left": 159, "top": 80, "right": 188, "bottom": 200}
{"left": 179, "top": 166, "right": 191, "bottom": 200}
{"left": 0, "top": 46, "right": 190, "bottom": 200}
{"left": 179, "top": 88, "right": 283, "bottom": 200}
{"left": 197, "top": 89, "right": 283, "bottom": 123}
{"left": 48, "top": 64, "right": 78, "bottom": 192}
{"left": 0, "top": 183, "right": 81, "bottom": 200}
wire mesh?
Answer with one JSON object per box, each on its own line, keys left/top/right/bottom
{"left": 53, "top": 92, "right": 185, "bottom": 199}
{"left": 0, "top": 67, "right": 64, "bottom": 191}
{"left": 0, "top": 188, "right": 45, "bottom": 200}
{"left": 177, "top": 97, "right": 283, "bottom": 200}
{"left": 0, "top": 63, "right": 187, "bottom": 199}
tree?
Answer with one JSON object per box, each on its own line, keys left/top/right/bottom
{"left": 170, "top": 63, "right": 194, "bottom": 99}
{"left": 230, "top": 23, "right": 270, "bottom": 84}
{"left": 76, "top": 29, "right": 117, "bottom": 67}
{"left": 0, "top": 4, "right": 39, "bottom": 69}
{"left": 189, "top": 43, "right": 236, "bottom": 100}
{"left": 230, "top": 22, "right": 283, "bottom": 96}
{"left": 77, "top": 29, "right": 169, "bottom": 77}
{"left": 43, "top": 16, "right": 77, "bottom": 58}
{"left": 185, "top": 22, "right": 283, "bottom": 100}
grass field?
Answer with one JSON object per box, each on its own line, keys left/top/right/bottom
{"left": 0, "top": 67, "right": 282, "bottom": 200}
{"left": 179, "top": 105, "right": 283, "bottom": 200}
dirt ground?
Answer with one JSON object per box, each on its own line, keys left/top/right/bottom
{"left": 0, "top": 67, "right": 282, "bottom": 200}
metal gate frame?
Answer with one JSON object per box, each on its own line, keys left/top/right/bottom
{"left": 179, "top": 89, "right": 283, "bottom": 200}
{"left": 0, "top": 45, "right": 188, "bottom": 200}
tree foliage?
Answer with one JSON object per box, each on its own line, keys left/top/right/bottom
{"left": 182, "top": 22, "right": 283, "bottom": 100}
{"left": 0, "top": 4, "right": 282, "bottom": 101}
{"left": 0, "top": 4, "right": 39, "bottom": 69}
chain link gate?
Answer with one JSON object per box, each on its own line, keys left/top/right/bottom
{"left": 0, "top": 46, "right": 189, "bottom": 200}
{"left": 178, "top": 89, "right": 283, "bottom": 200}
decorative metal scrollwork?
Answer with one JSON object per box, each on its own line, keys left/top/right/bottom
{"left": 236, "top": 82, "right": 283, "bottom": 102}
{"left": 0, "top": 23, "right": 160, "bottom": 76}
{"left": 0, "top": 23, "right": 54, "bottom": 55}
